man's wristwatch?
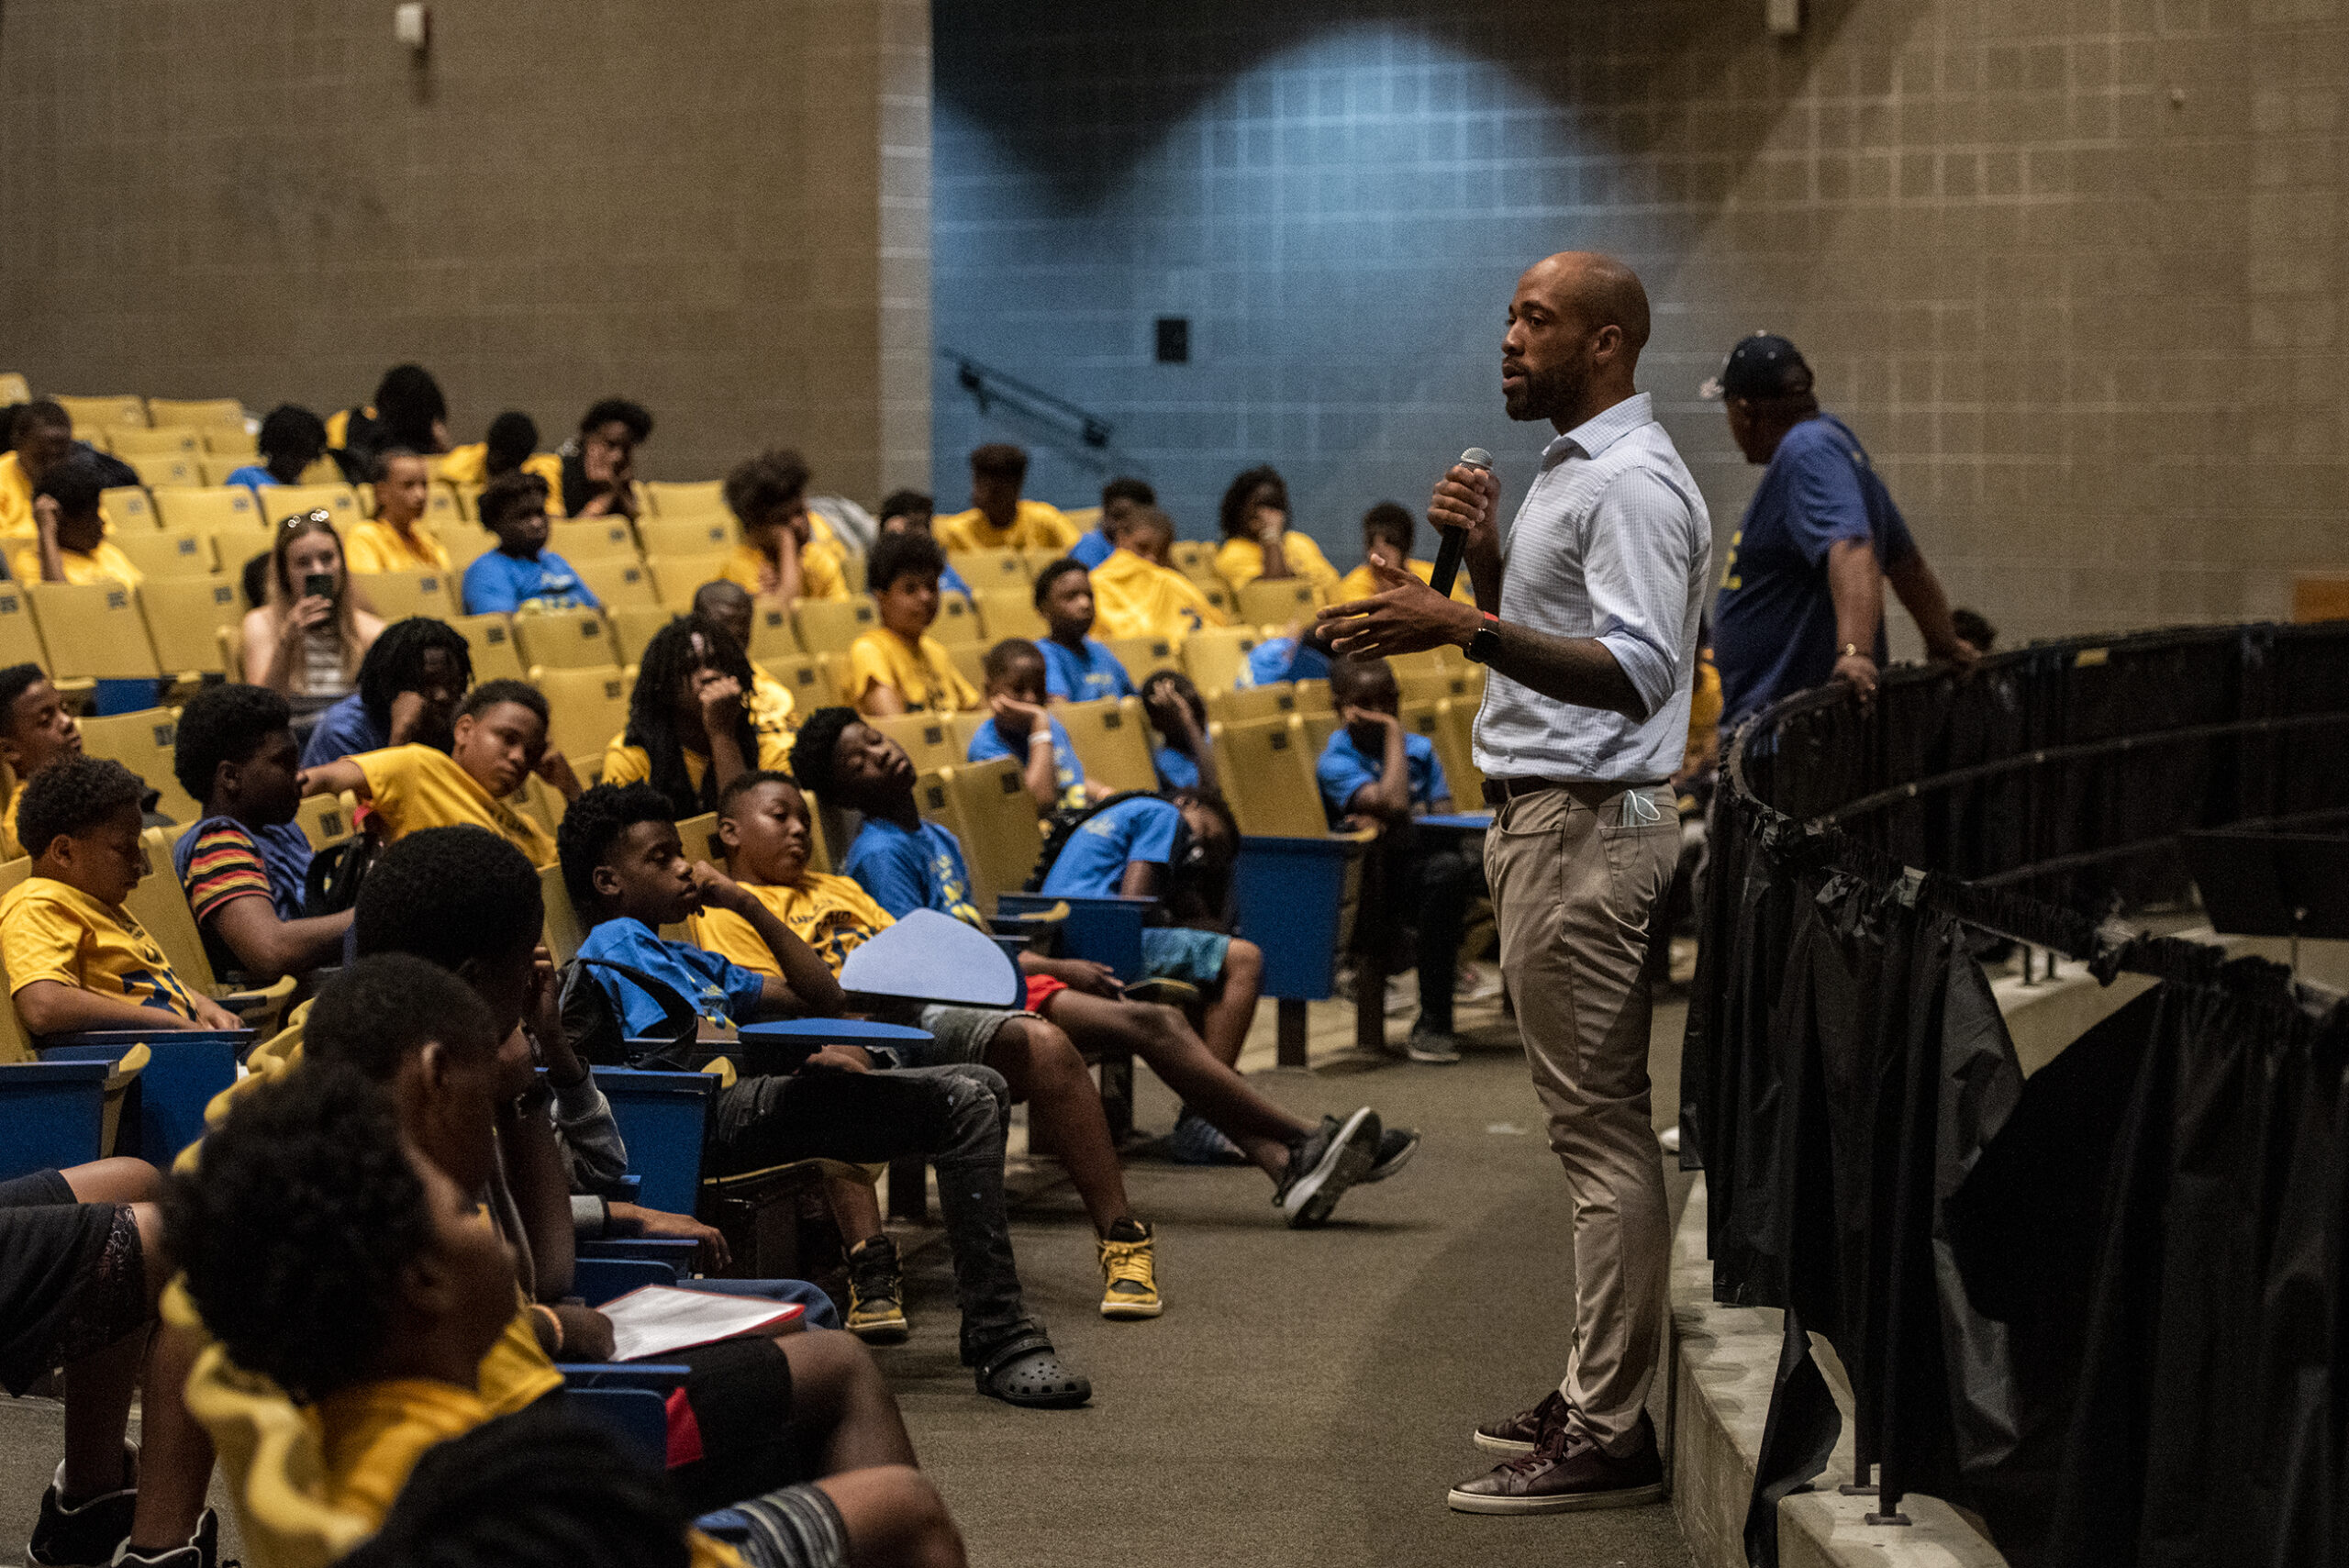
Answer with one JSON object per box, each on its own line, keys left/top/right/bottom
{"left": 1465, "top": 612, "right": 1501, "bottom": 666}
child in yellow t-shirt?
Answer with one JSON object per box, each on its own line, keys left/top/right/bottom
{"left": 1211, "top": 464, "right": 1340, "bottom": 601}
{"left": 931, "top": 442, "right": 1080, "bottom": 552}
{"left": 1334, "top": 500, "right": 1478, "bottom": 606}
{"left": 0, "top": 754, "right": 240, "bottom": 1037}
{"left": 718, "top": 450, "right": 849, "bottom": 606}
{"left": 297, "top": 681, "right": 577, "bottom": 866}
{"left": 0, "top": 662, "right": 85, "bottom": 859}
{"left": 842, "top": 532, "right": 978, "bottom": 717}
{"left": 343, "top": 449, "right": 453, "bottom": 574}
{"left": 13, "top": 453, "right": 141, "bottom": 590}
{"left": 1086, "top": 506, "right": 1226, "bottom": 642}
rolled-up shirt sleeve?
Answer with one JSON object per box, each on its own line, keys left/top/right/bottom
{"left": 1582, "top": 468, "right": 1700, "bottom": 721}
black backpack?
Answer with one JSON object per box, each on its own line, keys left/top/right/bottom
{"left": 302, "top": 837, "right": 380, "bottom": 918}
{"left": 1022, "top": 790, "right": 1195, "bottom": 898}
{"left": 556, "top": 956, "right": 705, "bottom": 1072}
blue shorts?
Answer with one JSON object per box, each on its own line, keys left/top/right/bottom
{"left": 1140, "top": 927, "right": 1231, "bottom": 986}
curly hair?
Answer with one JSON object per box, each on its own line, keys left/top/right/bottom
{"left": 484, "top": 412, "right": 538, "bottom": 475}
{"left": 1101, "top": 476, "right": 1154, "bottom": 511}
{"left": 338, "top": 1401, "right": 690, "bottom": 1568}
{"left": 357, "top": 618, "right": 474, "bottom": 735}
{"left": 579, "top": 398, "right": 653, "bottom": 442}
{"left": 1217, "top": 464, "right": 1286, "bottom": 540}
{"left": 17, "top": 754, "right": 144, "bottom": 860}
{"left": 556, "top": 782, "right": 677, "bottom": 914}
{"left": 622, "top": 617, "right": 759, "bottom": 817}
{"left": 459, "top": 677, "right": 548, "bottom": 728}
{"left": 371, "top": 365, "right": 448, "bottom": 450}
{"left": 304, "top": 953, "right": 502, "bottom": 1084}
{"left": 31, "top": 452, "right": 107, "bottom": 518}
{"left": 477, "top": 472, "right": 551, "bottom": 533}
{"left": 1030, "top": 557, "right": 1087, "bottom": 611}
{"left": 256, "top": 405, "right": 327, "bottom": 472}
{"left": 0, "top": 662, "right": 50, "bottom": 727}
{"left": 785, "top": 706, "right": 860, "bottom": 805}
{"left": 866, "top": 528, "right": 945, "bottom": 595}
{"left": 165, "top": 1064, "right": 429, "bottom": 1404}
{"left": 982, "top": 638, "right": 1043, "bottom": 686}
{"left": 1360, "top": 500, "right": 1415, "bottom": 554}
{"left": 969, "top": 443, "right": 1027, "bottom": 482}
{"left": 354, "top": 826, "right": 542, "bottom": 969}
{"left": 173, "top": 683, "right": 291, "bottom": 806}
{"left": 722, "top": 449, "right": 811, "bottom": 526}
{"left": 876, "top": 489, "right": 931, "bottom": 528}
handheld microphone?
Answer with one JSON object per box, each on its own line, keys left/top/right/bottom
{"left": 1428, "top": 448, "right": 1492, "bottom": 598}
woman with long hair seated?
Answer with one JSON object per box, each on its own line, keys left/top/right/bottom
{"left": 1212, "top": 463, "right": 1342, "bottom": 603}
{"left": 602, "top": 614, "right": 795, "bottom": 816}
{"left": 239, "top": 509, "right": 384, "bottom": 732}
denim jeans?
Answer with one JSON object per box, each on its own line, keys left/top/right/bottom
{"left": 707, "top": 1063, "right": 1036, "bottom": 1360}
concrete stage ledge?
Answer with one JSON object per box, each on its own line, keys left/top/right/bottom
{"left": 1668, "top": 1176, "right": 2006, "bottom": 1568}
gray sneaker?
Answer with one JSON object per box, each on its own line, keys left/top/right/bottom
{"left": 1405, "top": 1027, "right": 1464, "bottom": 1064}
{"left": 1273, "top": 1108, "right": 1381, "bottom": 1228}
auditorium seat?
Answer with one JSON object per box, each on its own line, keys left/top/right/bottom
{"left": 574, "top": 557, "right": 660, "bottom": 611}
{"left": 112, "top": 528, "right": 216, "bottom": 580}
{"left": 936, "top": 758, "right": 1041, "bottom": 912}
{"left": 948, "top": 643, "right": 988, "bottom": 695}
{"left": 947, "top": 710, "right": 988, "bottom": 756}
{"left": 1060, "top": 506, "right": 1102, "bottom": 536}
{"left": 450, "top": 482, "right": 484, "bottom": 521}
{"left": 531, "top": 666, "right": 634, "bottom": 782}
{"left": 151, "top": 486, "right": 261, "bottom": 534}
{"left": 1211, "top": 715, "right": 1328, "bottom": 838}
{"left": 746, "top": 603, "right": 802, "bottom": 661}
{"left": 607, "top": 604, "right": 676, "bottom": 666}
{"left": 1291, "top": 678, "right": 1332, "bottom": 715}
{"left": 1100, "top": 634, "right": 1177, "bottom": 684}
{"left": 0, "top": 585, "right": 51, "bottom": 671}
{"left": 203, "top": 428, "right": 260, "bottom": 459}
{"left": 839, "top": 548, "right": 867, "bottom": 594}
{"left": 1201, "top": 583, "right": 1239, "bottom": 621}
{"left": 141, "top": 579, "right": 241, "bottom": 687}
{"left": 1057, "top": 697, "right": 1157, "bottom": 794}
{"left": 973, "top": 588, "right": 1046, "bottom": 641}
{"left": 256, "top": 484, "right": 362, "bottom": 528}
{"left": 759, "top": 653, "right": 832, "bottom": 717}
{"left": 1431, "top": 696, "right": 1485, "bottom": 804}
{"left": 641, "top": 552, "right": 730, "bottom": 606}
{"left": 1208, "top": 684, "right": 1295, "bottom": 725}
{"left": 932, "top": 593, "right": 983, "bottom": 648}
{"left": 870, "top": 712, "right": 962, "bottom": 775}
{"left": 53, "top": 395, "right": 147, "bottom": 431}
{"left": 1169, "top": 540, "right": 1212, "bottom": 579}
{"left": 146, "top": 398, "right": 245, "bottom": 431}
{"left": 952, "top": 548, "right": 1030, "bottom": 589}
{"left": 0, "top": 373, "right": 28, "bottom": 406}
{"left": 448, "top": 613, "right": 527, "bottom": 684}
{"left": 641, "top": 480, "right": 726, "bottom": 517}
{"left": 295, "top": 791, "right": 359, "bottom": 852}
{"left": 80, "top": 710, "right": 195, "bottom": 822}
{"left": 29, "top": 583, "right": 159, "bottom": 684}
{"left": 549, "top": 517, "right": 639, "bottom": 563}
{"left": 128, "top": 453, "right": 201, "bottom": 490}
{"left": 98, "top": 487, "right": 157, "bottom": 532}
{"left": 422, "top": 484, "right": 465, "bottom": 532}
{"left": 109, "top": 427, "right": 200, "bottom": 457}
{"left": 796, "top": 597, "right": 877, "bottom": 654}
{"left": 352, "top": 569, "right": 460, "bottom": 622}
{"left": 1180, "top": 627, "right": 1259, "bottom": 693}
{"left": 194, "top": 455, "right": 252, "bottom": 488}
{"left": 512, "top": 606, "right": 618, "bottom": 672}
{"left": 637, "top": 517, "right": 733, "bottom": 558}
{"left": 1237, "top": 578, "right": 1319, "bottom": 630}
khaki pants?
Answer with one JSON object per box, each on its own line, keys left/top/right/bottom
{"left": 1484, "top": 782, "right": 1676, "bottom": 1456}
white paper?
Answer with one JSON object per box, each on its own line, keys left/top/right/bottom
{"left": 600, "top": 1284, "right": 804, "bottom": 1362}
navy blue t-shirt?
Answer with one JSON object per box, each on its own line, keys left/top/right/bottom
{"left": 1711, "top": 414, "right": 1915, "bottom": 727}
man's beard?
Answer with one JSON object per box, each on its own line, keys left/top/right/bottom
{"left": 1503, "top": 356, "right": 1587, "bottom": 423}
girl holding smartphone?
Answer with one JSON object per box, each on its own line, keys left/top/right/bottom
{"left": 240, "top": 510, "right": 386, "bottom": 730}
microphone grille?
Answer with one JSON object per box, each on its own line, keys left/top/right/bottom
{"left": 1460, "top": 447, "right": 1493, "bottom": 469}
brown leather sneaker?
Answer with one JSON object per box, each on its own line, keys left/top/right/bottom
{"left": 1473, "top": 1388, "right": 1571, "bottom": 1455}
{"left": 1447, "top": 1410, "right": 1664, "bottom": 1514}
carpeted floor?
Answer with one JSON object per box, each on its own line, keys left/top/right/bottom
{"left": 0, "top": 991, "right": 1698, "bottom": 1568}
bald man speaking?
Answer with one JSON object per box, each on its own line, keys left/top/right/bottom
{"left": 1321, "top": 252, "right": 1709, "bottom": 1515}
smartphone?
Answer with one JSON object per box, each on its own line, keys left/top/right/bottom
{"left": 302, "top": 572, "right": 337, "bottom": 602}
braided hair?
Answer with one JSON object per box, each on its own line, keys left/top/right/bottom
{"left": 621, "top": 615, "right": 760, "bottom": 817}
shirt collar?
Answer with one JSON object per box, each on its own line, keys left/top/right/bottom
{"left": 1541, "top": 392, "right": 1655, "bottom": 467}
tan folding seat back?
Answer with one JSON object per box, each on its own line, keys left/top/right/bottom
{"left": 1058, "top": 696, "right": 1157, "bottom": 795}
{"left": 1209, "top": 714, "right": 1328, "bottom": 839}
{"left": 512, "top": 607, "right": 618, "bottom": 672}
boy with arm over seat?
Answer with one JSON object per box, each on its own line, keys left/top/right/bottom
{"left": 0, "top": 755, "right": 243, "bottom": 1037}
{"left": 555, "top": 784, "right": 1093, "bottom": 1407}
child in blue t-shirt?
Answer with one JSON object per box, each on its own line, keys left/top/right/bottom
{"left": 968, "top": 639, "right": 1102, "bottom": 812}
{"left": 461, "top": 472, "right": 600, "bottom": 615}
{"left": 1031, "top": 560, "right": 1135, "bottom": 705}
{"left": 1139, "top": 670, "right": 1216, "bottom": 795}
{"left": 1312, "top": 656, "right": 1476, "bottom": 1064}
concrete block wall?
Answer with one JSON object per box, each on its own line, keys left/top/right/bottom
{"left": 934, "top": 0, "right": 2349, "bottom": 651}
{"left": 0, "top": 0, "right": 931, "bottom": 500}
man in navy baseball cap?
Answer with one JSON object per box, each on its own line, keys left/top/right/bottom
{"left": 1704, "top": 331, "right": 1977, "bottom": 727}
